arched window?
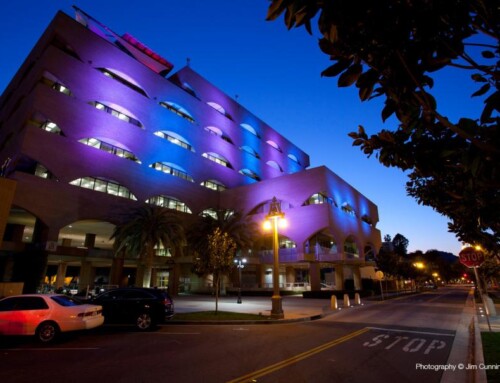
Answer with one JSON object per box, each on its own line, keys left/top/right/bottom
{"left": 341, "top": 202, "right": 357, "bottom": 217}
{"left": 266, "top": 160, "right": 283, "bottom": 172}
{"left": 239, "top": 145, "right": 260, "bottom": 159}
{"left": 287, "top": 153, "right": 300, "bottom": 164}
{"left": 266, "top": 140, "right": 282, "bottom": 152}
{"left": 97, "top": 68, "right": 148, "bottom": 97}
{"left": 303, "top": 193, "right": 336, "bottom": 207}
{"left": 207, "top": 101, "right": 226, "bottom": 115}
{"left": 200, "top": 179, "right": 227, "bottom": 191}
{"left": 202, "top": 152, "right": 232, "bottom": 168}
{"left": 154, "top": 131, "right": 194, "bottom": 151}
{"left": 41, "top": 71, "right": 72, "bottom": 96}
{"left": 159, "top": 101, "right": 194, "bottom": 123}
{"left": 364, "top": 245, "right": 376, "bottom": 261}
{"left": 239, "top": 168, "right": 260, "bottom": 181}
{"left": 149, "top": 162, "right": 194, "bottom": 182}
{"left": 344, "top": 237, "right": 359, "bottom": 259}
{"left": 79, "top": 138, "right": 141, "bottom": 163}
{"left": 146, "top": 195, "right": 192, "bottom": 214}
{"left": 90, "top": 101, "right": 143, "bottom": 128}
{"left": 204, "top": 126, "right": 233, "bottom": 144}
{"left": 69, "top": 176, "right": 137, "bottom": 200}
{"left": 40, "top": 121, "right": 62, "bottom": 135}
{"left": 181, "top": 82, "right": 198, "bottom": 98}
{"left": 240, "top": 123, "right": 260, "bottom": 138}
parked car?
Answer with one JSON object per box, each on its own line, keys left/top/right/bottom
{"left": 91, "top": 287, "right": 174, "bottom": 330}
{"left": 0, "top": 294, "right": 104, "bottom": 343}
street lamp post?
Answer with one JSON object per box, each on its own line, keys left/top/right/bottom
{"left": 263, "top": 197, "right": 286, "bottom": 319}
{"left": 234, "top": 257, "right": 247, "bottom": 304}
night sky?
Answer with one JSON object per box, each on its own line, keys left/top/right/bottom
{"left": 2, "top": 1, "right": 483, "bottom": 255}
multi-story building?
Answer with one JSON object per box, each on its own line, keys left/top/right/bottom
{"left": 0, "top": 7, "right": 381, "bottom": 294}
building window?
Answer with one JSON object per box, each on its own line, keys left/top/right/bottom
{"left": 240, "top": 123, "right": 260, "bottom": 138}
{"left": 266, "top": 160, "right": 283, "bottom": 172}
{"left": 266, "top": 140, "right": 282, "bottom": 152}
{"left": 181, "top": 82, "right": 198, "bottom": 98}
{"left": 90, "top": 101, "right": 143, "bottom": 128}
{"left": 200, "top": 179, "right": 226, "bottom": 191}
{"left": 361, "top": 215, "right": 373, "bottom": 226}
{"left": 288, "top": 153, "right": 300, "bottom": 164}
{"left": 239, "top": 168, "right": 260, "bottom": 181}
{"left": 239, "top": 145, "right": 260, "bottom": 159}
{"left": 344, "top": 238, "right": 359, "bottom": 259}
{"left": 304, "top": 193, "right": 336, "bottom": 207}
{"left": 204, "top": 126, "right": 233, "bottom": 144}
{"left": 51, "top": 82, "right": 72, "bottom": 96}
{"left": 146, "top": 195, "right": 192, "bottom": 214}
{"left": 202, "top": 152, "right": 232, "bottom": 168}
{"left": 40, "top": 121, "right": 62, "bottom": 135}
{"left": 154, "top": 131, "right": 194, "bottom": 151}
{"left": 149, "top": 162, "right": 194, "bottom": 182}
{"left": 159, "top": 101, "right": 194, "bottom": 123}
{"left": 97, "top": 68, "right": 148, "bottom": 97}
{"left": 207, "top": 101, "right": 232, "bottom": 120}
{"left": 70, "top": 177, "right": 137, "bottom": 200}
{"left": 79, "top": 138, "right": 141, "bottom": 163}
{"left": 34, "top": 164, "right": 52, "bottom": 179}
{"left": 41, "top": 74, "right": 72, "bottom": 96}
{"left": 341, "top": 203, "right": 357, "bottom": 217}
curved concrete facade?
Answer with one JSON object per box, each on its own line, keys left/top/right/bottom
{"left": 0, "top": 8, "right": 380, "bottom": 293}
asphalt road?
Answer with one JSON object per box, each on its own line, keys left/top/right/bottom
{"left": 0, "top": 287, "right": 469, "bottom": 383}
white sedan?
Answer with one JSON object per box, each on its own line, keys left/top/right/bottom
{"left": 0, "top": 294, "right": 104, "bottom": 343}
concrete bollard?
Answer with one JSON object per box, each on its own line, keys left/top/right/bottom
{"left": 331, "top": 295, "right": 338, "bottom": 310}
{"left": 354, "top": 293, "right": 361, "bottom": 305}
{"left": 343, "top": 293, "right": 350, "bottom": 308}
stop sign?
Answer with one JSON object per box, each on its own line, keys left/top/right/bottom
{"left": 459, "top": 247, "right": 485, "bottom": 268}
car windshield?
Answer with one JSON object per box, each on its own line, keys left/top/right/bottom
{"left": 50, "top": 295, "right": 83, "bottom": 307}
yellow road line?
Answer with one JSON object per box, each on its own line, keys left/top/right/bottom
{"left": 226, "top": 327, "right": 369, "bottom": 383}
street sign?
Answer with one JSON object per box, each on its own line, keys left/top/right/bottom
{"left": 459, "top": 247, "right": 485, "bottom": 268}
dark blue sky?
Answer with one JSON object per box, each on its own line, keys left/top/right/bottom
{"left": 2, "top": 0, "right": 484, "bottom": 255}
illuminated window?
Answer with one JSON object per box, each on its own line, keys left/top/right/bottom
{"left": 342, "top": 203, "right": 357, "bottom": 217}
{"left": 79, "top": 138, "right": 141, "bottom": 163}
{"left": 69, "top": 177, "right": 137, "bottom": 200}
{"left": 201, "top": 179, "right": 226, "bottom": 191}
{"left": 266, "top": 160, "right": 283, "bottom": 172}
{"left": 146, "top": 195, "right": 192, "bottom": 214}
{"left": 181, "top": 82, "right": 198, "bottom": 98}
{"left": 266, "top": 140, "right": 282, "bottom": 152}
{"left": 240, "top": 123, "right": 260, "bottom": 138}
{"left": 239, "top": 146, "right": 260, "bottom": 159}
{"left": 239, "top": 168, "right": 260, "bottom": 181}
{"left": 159, "top": 101, "right": 194, "bottom": 123}
{"left": 51, "top": 82, "right": 72, "bottom": 96}
{"left": 90, "top": 102, "right": 143, "bottom": 128}
{"left": 288, "top": 153, "right": 300, "bottom": 164}
{"left": 204, "top": 126, "right": 233, "bottom": 144}
{"left": 154, "top": 131, "right": 194, "bottom": 151}
{"left": 41, "top": 74, "right": 72, "bottom": 96}
{"left": 34, "top": 164, "right": 51, "bottom": 179}
{"left": 344, "top": 237, "right": 359, "bottom": 259}
{"left": 149, "top": 162, "right": 194, "bottom": 182}
{"left": 207, "top": 101, "right": 232, "bottom": 119}
{"left": 304, "top": 193, "right": 336, "bottom": 206}
{"left": 40, "top": 121, "right": 62, "bottom": 135}
{"left": 202, "top": 152, "right": 232, "bottom": 168}
{"left": 97, "top": 68, "right": 148, "bottom": 97}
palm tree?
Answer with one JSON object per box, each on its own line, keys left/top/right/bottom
{"left": 111, "top": 204, "right": 185, "bottom": 288}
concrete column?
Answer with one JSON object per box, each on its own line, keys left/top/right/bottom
{"left": 84, "top": 233, "right": 96, "bottom": 249}
{"left": 353, "top": 267, "right": 362, "bottom": 290}
{"left": 309, "top": 262, "right": 322, "bottom": 291}
{"left": 285, "top": 266, "right": 295, "bottom": 284}
{"left": 55, "top": 262, "right": 68, "bottom": 289}
{"left": 0, "top": 178, "right": 16, "bottom": 248}
{"left": 79, "top": 261, "right": 93, "bottom": 291}
{"left": 335, "top": 266, "right": 344, "bottom": 290}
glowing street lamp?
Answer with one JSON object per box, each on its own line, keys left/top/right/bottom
{"left": 263, "top": 197, "right": 287, "bottom": 319}
{"left": 234, "top": 257, "right": 247, "bottom": 304}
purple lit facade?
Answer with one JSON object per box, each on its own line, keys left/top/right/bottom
{"left": 0, "top": 9, "right": 381, "bottom": 293}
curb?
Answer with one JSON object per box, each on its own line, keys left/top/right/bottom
{"left": 164, "top": 313, "right": 325, "bottom": 326}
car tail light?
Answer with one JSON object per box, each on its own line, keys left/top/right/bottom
{"left": 78, "top": 309, "right": 102, "bottom": 318}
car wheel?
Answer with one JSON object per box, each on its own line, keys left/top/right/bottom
{"left": 36, "top": 321, "right": 59, "bottom": 343}
{"left": 136, "top": 312, "right": 154, "bottom": 331}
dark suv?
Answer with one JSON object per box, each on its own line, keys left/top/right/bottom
{"left": 91, "top": 287, "right": 174, "bottom": 330}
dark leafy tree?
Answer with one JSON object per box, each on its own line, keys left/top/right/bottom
{"left": 267, "top": 0, "right": 499, "bottom": 253}
{"left": 392, "top": 234, "right": 409, "bottom": 258}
